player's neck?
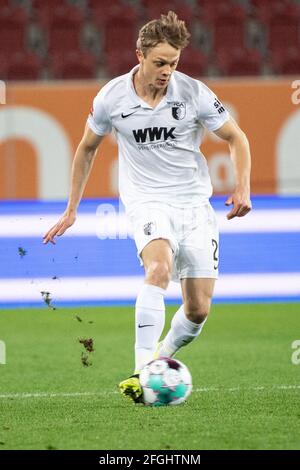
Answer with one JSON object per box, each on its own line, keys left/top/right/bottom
{"left": 133, "top": 71, "right": 167, "bottom": 107}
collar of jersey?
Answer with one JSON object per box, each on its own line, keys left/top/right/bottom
{"left": 126, "top": 65, "right": 182, "bottom": 109}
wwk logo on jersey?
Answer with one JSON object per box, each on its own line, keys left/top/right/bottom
{"left": 171, "top": 101, "right": 186, "bottom": 120}
{"left": 133, "top": 127, "right": 176, "bottom": 143}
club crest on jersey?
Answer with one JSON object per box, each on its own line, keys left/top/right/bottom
{"left": 171, "top": 101, "right": 186, "bottom": 120}
{"left": 144, "top": 222, "right": 156, "bottom": 236}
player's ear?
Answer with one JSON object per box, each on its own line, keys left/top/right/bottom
{"left": 136, "top": 49, "right": 143, "bottom": 63}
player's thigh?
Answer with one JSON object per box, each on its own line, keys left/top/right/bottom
{"left": 141, "top": 238, "right": 173, "bottom": 272}
{"left": 181, "top": 277, "right": 216, "bottom": 314}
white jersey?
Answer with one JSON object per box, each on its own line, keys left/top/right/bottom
{"left": 87, "top": 65, "right": 230, "bottom": 210}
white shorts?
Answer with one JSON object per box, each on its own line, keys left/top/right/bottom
{"left": 128, "top": 202, "right": 219, "bottom": 281}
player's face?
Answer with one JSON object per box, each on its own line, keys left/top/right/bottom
{"left": 137, "top": 42, "right": 180, "bottom": 90}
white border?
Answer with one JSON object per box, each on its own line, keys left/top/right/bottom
{"left": 0, "top": 273, "right": 299, "bottom": 302}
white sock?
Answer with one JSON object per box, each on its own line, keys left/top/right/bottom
{"left": 134, "top": 284, "right": 166, "bottom": 374}
{"left": 159, "top": 305, "right": 207, "bottom": 357}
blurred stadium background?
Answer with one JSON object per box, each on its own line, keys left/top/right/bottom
{"left": 1, "top": 0, "right": 300, "bottom": 307}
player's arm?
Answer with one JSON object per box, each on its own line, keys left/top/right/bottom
{"left": 214, "top": 118, "right": 252, "bottom": 220}
{"left": 43, "top": 124, "right": 104, "bottom": 244}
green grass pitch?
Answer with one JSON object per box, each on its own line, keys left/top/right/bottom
{"left": 0, "top": 303, "right": 300, "bottom": 450}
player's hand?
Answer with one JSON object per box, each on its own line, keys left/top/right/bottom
{"left": 43, "top": 211, "right": 76, "bottom": 245}
{"left": 225, "top": 188, "right": 252, "bottom": 220}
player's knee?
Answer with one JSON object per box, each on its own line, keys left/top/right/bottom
{"left": 184, "top": 296, "right": 212, "bottom": 324}
{"left": 145, "top": 260, "right": 171, "bottom": 289}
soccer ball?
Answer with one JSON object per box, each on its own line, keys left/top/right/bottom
{"left": 140, "top": 357, "right": 192, "bottom": 406}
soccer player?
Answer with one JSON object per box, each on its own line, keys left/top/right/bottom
{"left": 43, "top": 11, "right": 251, "bottom": 403}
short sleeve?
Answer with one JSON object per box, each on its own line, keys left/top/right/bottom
{"left": 87, "top": 90, "right": 112, "bottom": 136}
{"left": 197, "top": 82, "right": 230, "bottom": 132}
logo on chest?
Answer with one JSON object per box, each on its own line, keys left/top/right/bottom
{"left": 171, "top": 101, "right": 186, "bottom": 120}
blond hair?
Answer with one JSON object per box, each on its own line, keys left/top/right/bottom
{"left": 137, "top": 11, "right": 190, "bottom": 57}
